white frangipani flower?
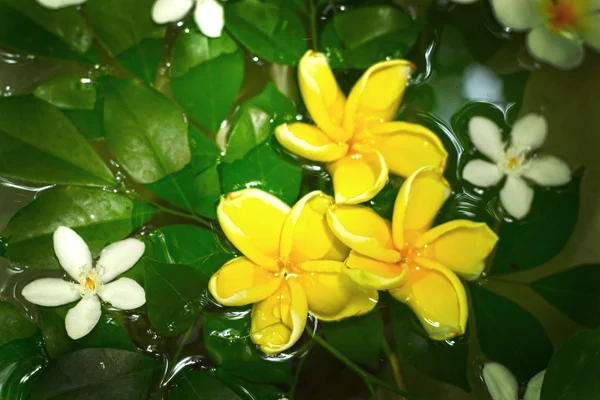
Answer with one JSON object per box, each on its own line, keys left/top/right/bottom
{"left": 152, "top": 0, "right": 224, "bottom": 38}
{"left": 462, "top": 114, "right": 571, "bottom": 220}
{"left": 483, "top": 362, "right": 546, "bottom": 400}
{"left": 35, "top": 0, "right": 87, "bottom": 9}
{"left": 22, "top": 227, "right": 146, "bottom": 340}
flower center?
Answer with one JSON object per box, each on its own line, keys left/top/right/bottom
{"left": 78, "top": 267, "right": 101, "bottom": 297}
{"left": 546, "top": 0, "right": 579, "bottom": 32}
{"left": 507, "top": 157, "right": 519, "bottom": 169}
{"left": 499, "top": 147, "right": 528, "bottom": 176}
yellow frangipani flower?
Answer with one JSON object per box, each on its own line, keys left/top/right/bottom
{"left": 208, "top": 188, "right": 378, "bottom": 355}
{"left": 275, "top": 50, "right": 448, "bottom": 205}
{"left": 326, "top": 167, "right": 499, "bottom": 340}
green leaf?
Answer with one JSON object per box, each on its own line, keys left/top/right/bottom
{"left": 212, "top": 369, "right": 285, "bottom": 400}
{"left": 30, "top": 348, "right": 161, "bottom": 400}
{"left": 2, "top": 186, "right": 156, "bottom": 269}
{"left": 144, "top": 259, "right": 209, "bottom": 336}
{"left": 0, "top": 0, "right": 92, "bottom": 54}
{"left": 0, "top": 97, "right": 115, "bottom": 186}
{"left": 171, "top": 30, "right": 238, "bottom": 77}
{"left": 204, "top": 309, "right": 293, "bottom": 385}
{"left": 170, "top": 370, "right": 243, "bottom": 400}
{"left": 541, "top": 328, "right": 600, "bottom": 400}
{"left": 223, "top": 105, "right": 272, "bottom": 164}
{"left": 321, "top": 6, "right": 421, "bottom": 68}
{"left": 531, "top": 264, "right": 600, "bottom": 328}
{"left": 491, "top": 175, "right": 581, "bottom": 274}
{"left": 171, "top": 51, "right": 244, "bottom": 132}
{"left": 117, "top": 39, "right": 164, "bottom": 85}
{"left": 221, "top": 142, "right": 302, "bottom": 206}
{"left": 63, "top": 109, "right": 104, "bottom": 140}
{"left": 85, "top": 0, "right": 164, "bottom": 55}
{"left": 103, "top": 77, "right": 191, "bottom": 183}
{"left": 320, "top": 308, "right": 383, "bottom": 369}
{"left": 369, "top": 185, "right": 400, "bottom": 221}
{"left": 0, "top": 302, "right": 36, "bottom": 346}
{"left": 33, "top": 73, "right": 96, "bottom": 110}
{"left": 470, "top": 283, "right": 553, "bottom": 382}
{"left": 225, "top": 0, "right": 307, "bottom": 65}
{"left": 0, "top": 334, "right": 48, "bottom": 400}
{"left": 245, "top": 83, "right": 297, "bottom": 125}
{"left": 390, "top": 300, "right": 469, "bottom": 391}
{"left": 145, "top": 225, "right": 235, "bottom": 276}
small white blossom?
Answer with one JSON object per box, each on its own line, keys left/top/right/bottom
{"left": 152, "top": 0, "right": 224, "bottom": 38}
{"left": 483, "top": 362, "right": 546, "bottom": 400}
{"left": 35, "top": 0, "right": 87, "bottom": 9}
{"left": 462, "top": 114, "right": 571, "bottom": 220}
{"left": 22, "top": 226, "right": 146, "bottom": 340}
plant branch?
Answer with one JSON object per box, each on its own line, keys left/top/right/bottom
{"left": 307, "top": 0, "right": 319, "bottom": 51}
{"left": 172, "top": 322, "right": 195, "bottom": 363}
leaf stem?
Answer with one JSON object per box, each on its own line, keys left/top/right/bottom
{"left": 289, "top": 345, "right": 311, "bottom": 400}
{"left": 172, "top": 322, "right": 195, "bottom": 363}
{"left": 381, "top": 337, "right": 404, "bottom": 390}
{"left": 308, "top": 0, "right": 319, "bottom": 51}
{"left": 309, "top": 331, "right": 417, "bottom": 399}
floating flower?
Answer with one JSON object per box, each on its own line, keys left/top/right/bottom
{"left": 35, "top": 0, "right": 86, "bottom": 9}
{"left": 208, "top": 189, "right": 377, "bottom": 355}
{"left": 462, "top": 114, "right": 571, "bottom": 219}
{"left": 152, "top": 0, "right": 224, "bottom": 38}
{"left": 491, "top": 0, "right": 600, "bottom": 69}
{"left": 483, "top": 362, "right": 545, "bottom": 400}
{"left": 21, "top": 227, "right": 146, "bottom": 340}
{"left": 326, "top": 167, "right": 498, "bottom": 340}
{"left": 275, "top": 51, "right": 448, "bottom": 205}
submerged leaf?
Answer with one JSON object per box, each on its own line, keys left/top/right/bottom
{"left": 0, "top": 302, "right": 37, "bottom": 346}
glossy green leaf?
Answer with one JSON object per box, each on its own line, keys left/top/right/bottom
{"left": 212, "top": 369, "right": 285, "bottom": 400}
{"left": 85, "top": 0, "right": 164, "bottom": 55}
{"left": 225, "top": 0, "right": 307, "bottom": 65}
{"left": 541, "top": 328, "right": 600, "bottom": 400}
{"left": 470, "top": 284, "right": 553, "bottom": 383}
{"left": 0, "top": 97, "right": 115, "bottom": 186}
{"left": 0, "top": 301, "right": 36, "bottom": 346}
{"left": 531, "top": 264, "right": 600, "bottom": 328}
{"left": 2, "top": 186, "right": 156, "bottom": 269}
{"left": 103, "top": 77, "right": 191, "bottom": 183}
{"left": 245, "top": 83, "right": 297, "bottom": 125}
{"left": 145, "top": 259, "right": 209, "bottom": 336}
{"left": 223, "top": 105, "right": 272, "bottom": 164}
{"left": 0, "top": 334, "right": 48, "bottom": 400}
{"left": 221, "top": 142, "right": 302, "bottom": 206}
{"left": 171, "top": 30, "right": 238, "bottom": 78}
{"left": 320, "top": 308, "right": 383, "bottom": 370}
{"left": 171, "top": 51, "right": 244, "bottom": 132}
{"left": 170, "top": 370, "right": 243, "bottom": 400}
{"left": 118, "top": 39, "right": 164, "bottom": 85}
{"left": 145, "top": 125, "right": 222, "bottom": 218}
{"left": 63, "top": 109, "right": 104, "bottom": 140}
{"left": 145, "top": 225, "right": 235, "bottom": 276}
{"left": 390, "top": 300, "right": 469, "bottom": 391}
{"left": 0, "top": 0, "right": 91, "bottom": 54}
{"left": 30, "top": 348, "right": 161, "bottom": 400}
{"left": 33, "top": 73, "right": 96, "bottom": 110}
{"left": 321, "top": 5, "right": 421, "bottom": 68}
{"left": 204, "top": 309, "right": 293, "bottom": 385}
{"left": 369, "top": 185, "right": 400, "bottom": 221}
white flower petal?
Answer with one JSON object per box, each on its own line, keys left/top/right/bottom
{"left": 469, "top": 116, "right": 505, "bottom": 162}
{"left": 22, "top": 278, "right": 80, "bottom": 307}
{"left": 490, "top": 0, "right": 542, "bottom": 30}
{"left": 65, "top": 296, "right": 102, "bottom": 340}
{"left": 54, "top": 226, "right": 92, "bottom": 281}
{"left": 483, "top": 362, "right": 519, "bottom": 400}
{"left": 452, "top": 0, "right": 477, "bottom": 3}
{"left": 510, "top": 114, "right": 547, "bottom": 152}
{"left": 99, "top": 278, "right": 146, "bottom": 310}
{"left": 524, "top": 370, "right": 546, "bottom": 400}
{"left": 194, "top": 0, "right": 224, "bottom": 38}
{"left": 526, "top": 27, "right": 584, "bottom": 70}
{"left": 97, "top": 238, "right": 145, "bottom": 283}
{"left": 500, "top": 176, "right": 534, "bottom": 219}
{"left": 523, "top": 156, "right": 571, "bottom": 186}
{"left": 36, "top": 0, "right": 87, "bottom": 9}
{"left": 463, "top": 159, "right": 504, "bottom": 187}
{"left": 583, "top": 14, "right": 600, "bottom": 51}
{"left": 152, "top": 0, "right": 194, "bottom": 24}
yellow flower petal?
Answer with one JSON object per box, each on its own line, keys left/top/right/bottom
{"left": 326, "top": 204, "right": 401, "bottom": 263}
{"left": 390, "top": 258, "right": 467, "bottom": 340}
{"left": 370, "top": 121, "right": 448, "bottom": 177}
{"left": 208, "top": 257, "right": 283, "bottom": 306}
{"left": 275, "top": 123, "right": 349, "bottom": 162}
{"left": 392, "top": 166, "right": 450, "bottom": 248}
{"left": 344, "top": 60, "right": 414, "bottom": 134}
{"left": 218, "top": 188, "right": 290, "bottom": 272}
{"left": 416, "top": 220, "right": 498, "bottom": 281}
{"left": 280, "top": 191, "right": 349, "bottom": 265}
{"left": 328, "top": 150, "right": 389, "bottom": 204}
{"left": 251, "top": 280, "right": 308, "bottom": 355}
{"left": 345, "top": 250, "right": 408, "bottom": 290}
{"left": 298, "top": 50, "right": 350, "bottom": 142}
{"left": 298, "top": 260, "right": 344, "bottom": 273}
{"left": 297, "top": 269, "right": 378, "bottom": 321}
